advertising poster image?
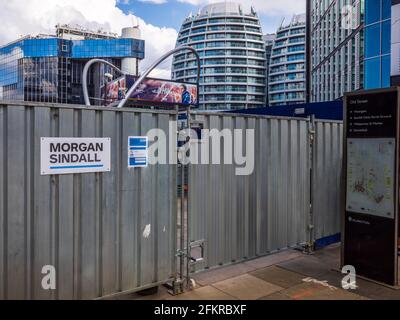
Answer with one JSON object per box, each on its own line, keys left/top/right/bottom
{"left": 101, "top": 75, "right": 197, "bottom": 106}
{"left": 126, "top": 76, "right": 198, "bottom": 106}
{"left": 101, "top": 76, "right": 126, "bottom": 104}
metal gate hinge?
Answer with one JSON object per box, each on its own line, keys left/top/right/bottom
{"left": 188, "top": 239, "right": 205, "bottom": 264}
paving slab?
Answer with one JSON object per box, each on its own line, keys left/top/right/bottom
{"left": 277, "top": 255, "right": 336, "bottom": 279}
{"left": 250, "top": 266, "right": 305, "bottom": 289}
{"left": 339, "top": 276, "right": 400, "bottom": 300}
{"left": 279, "top": 281, "right": 361, "bottom": 300}
{"left": 167, "top": 286, "right": 237, "bottom": 300}
{"left": 192, "top": 263, "right": 256, "bottom": 286}
{"left": 113, "top": 243, "right": 400, "bottom": 300}
{"left": 258, "top": 292, "right": 293, "bottom": 300}
{"left": 212, "top": 274, "right": 283, "bottom": 300}
{"left": 311, "top": 253, "right": 340, "bottom": 270}
{"left": 243, "top": 250, "right": 303, "bottom": 269}
{"left": 277, "top": 251, "right": 400, "bottom": 300}
{"left": 313, "top": 244, "right": 341, "bottom": 258}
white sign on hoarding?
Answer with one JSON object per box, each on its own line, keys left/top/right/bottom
{"left": 128, "top": 136, "right": 148, "bottom": 168}
{"left": 40, "top": 137, "right": 111, "bottom": 175}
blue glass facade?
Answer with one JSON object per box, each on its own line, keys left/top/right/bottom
{"left": 69, "top": 38, "right": 144, "bottom": 59}
{"left": 364, "top": 0, "right": 392, "bottom": 89}
{"left": 3, "top": 38, "right": 145, "bottom": 59}
{"left": 0, "top": 37, "right": 144, "bottom": 104}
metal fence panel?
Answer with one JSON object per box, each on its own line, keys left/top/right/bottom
{"left": 312, "top": 120, "right": 343, "bottom": 240}
{"left": 189, "top": 113, "right": 310, "bottom": 271}
{"left": 0, "top": 102, "right": 177, "bottom": 300}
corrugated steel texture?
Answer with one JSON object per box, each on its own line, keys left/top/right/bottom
{"left": 0, "top": 102, "right": 177, "bottom": 300}
{"left": 312, "top": 120, "right": 343, "bottom": 240}
{"left": 189, "top": 112, "right": 310, "bottom": 270}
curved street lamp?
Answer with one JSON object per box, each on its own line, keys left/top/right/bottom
{"left": 116, "top": 46, "right": 201, "bottom": 108}
{"left": 82, "top": 59, "right": 125, "bottom": 106}
{"left": 81, "top": 46, "right": 201, "bottom": 108}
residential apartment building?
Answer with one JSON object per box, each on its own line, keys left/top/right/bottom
{"left": 172, "top": 2, "right": 266, "bottom": 110}
{"left": 268, "top": 14, "right": 306, "bottom": 106}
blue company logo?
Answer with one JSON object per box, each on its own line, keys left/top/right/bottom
{"left": 348, "top": 216, "right": 370, "bottom": 225}
{"left": 50, "top": 164, "right": 104, "bottom": 169}
{"left": 129, "top": 137, "right": 147, "bottom": 148}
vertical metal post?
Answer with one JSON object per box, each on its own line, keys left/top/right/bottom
{"left": 173, "top": 106, "right": 191, "bottom": 294}
{"left": 186, "top": 108, "right": 191, "bottom": 288}
{"left": 306, "top": 115, "right": 316, "bottom": 253}
{"left": 180, "top": 128, "right": 185, "bottom": 288}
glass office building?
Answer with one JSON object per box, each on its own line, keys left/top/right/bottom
{"left": 268, "top": 14, "right": 306, "bottom": 106}
{"left": 308, "top": 0, "right": 364, "bottom": 102}
{"left": 0, "top": 33, "right": 144, "bottom": 104}
{"left": 364, "top": 0, "right": 392, "bottom": 89}
{"left": 172, "top": 2, "right": 266, "bottom": 110}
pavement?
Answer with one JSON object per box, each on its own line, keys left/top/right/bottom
{"left": 114, "top": 243, "right": 400, "bottom": 300}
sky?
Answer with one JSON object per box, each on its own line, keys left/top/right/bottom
{"left": 0, "top": 0, "right": 306, "bottom": 78}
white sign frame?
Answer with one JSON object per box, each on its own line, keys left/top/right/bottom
{"left": 40, "top": 137, "right": 111, "bottom": 175}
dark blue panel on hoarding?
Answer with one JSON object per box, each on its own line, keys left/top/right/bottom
{"left": 229, "top": 100, "right": 343, "bottom": 121}
{"left": 315, "top": 233, "right": 341, "bottom": 250}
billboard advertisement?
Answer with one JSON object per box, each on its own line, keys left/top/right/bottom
{"left": 101, "top": 75, "right": 197, "bottom": 106}
{"left": 101, "top": 76, "right": 126, "bottom": 103}
{"left": 392, "top": 0, "right": 400, "bottom": 85}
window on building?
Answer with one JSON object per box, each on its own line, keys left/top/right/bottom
{"left": 365, "top": 0, "right": 381, "bottom": 25}
{"left": 381, "top": 55, "right": 391, "bottom": 88}
{"left": 365, "top": 24, "right": 380, "bottom": 58}
{"left": 365, "top": 57, "right": 380, "bottom": 89}
{"left": 381, "top": 20, "right": 391, "bottom": 55}
{"left": 382, "top": 0, "right": 391, "bottom": 20}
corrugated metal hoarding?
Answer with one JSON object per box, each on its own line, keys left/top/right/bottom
{"left": 188, "top": 113, "right": 311, "bottom": 270}
{"left": 312, "top": 120, "right": 343, "bottom": 240}
{"left": 0, "top": 102, "right": 177, "bottom": 300}
{"left": 188, "top": 113, "right": 344, "bottom": 271}
{"left": 0, "top": 102, "right": 344, "bottom": 298}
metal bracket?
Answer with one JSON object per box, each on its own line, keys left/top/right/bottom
{"left": 165, "top": 279, "right": 185, "bottom": 296}
{"left": 188, "top": 239, "right": 205, "bottom": 264}
{"left": 175, "top": 249, "right": 186, "bottom": 258}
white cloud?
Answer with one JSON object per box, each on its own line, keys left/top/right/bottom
{"left": 0, "top": 0, "right": 177, "bottom": 78}
{"left": 0, "top": 0, "right": 307, "bottom": 81}
{"left": 177, "top": 0, "right": 306, "bottom": 16}
{"left": 138, "top": 0, "right": 167, "bottom": 3}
